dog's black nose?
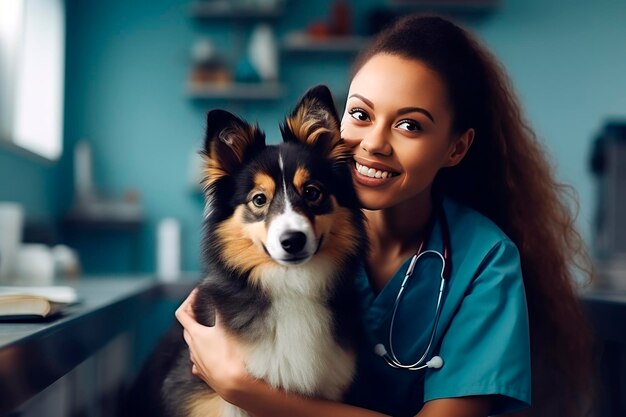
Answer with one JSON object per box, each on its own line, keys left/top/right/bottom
{"left": 280, "top": 231, "right": 307, "bottom": 254}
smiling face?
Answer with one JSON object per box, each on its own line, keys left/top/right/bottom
{"left": 341, "top": 53, "right": 473, "bottom": 211}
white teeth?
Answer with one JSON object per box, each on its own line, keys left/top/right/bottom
{"left": 355, "top": 162, "right": 395, "bottom": 179}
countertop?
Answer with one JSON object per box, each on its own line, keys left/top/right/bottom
{"left": 0, "top": 278, "right": 624, "bottom": 415}
{"left": 0, "top": 277, "right": 196, "bottom": 414}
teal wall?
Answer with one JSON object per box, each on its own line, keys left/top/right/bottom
{"left": 2, "top": 0, "right": 625, "bottom": 274}
{"left": 0, "top": 146, "right": 57, "bottom": 218}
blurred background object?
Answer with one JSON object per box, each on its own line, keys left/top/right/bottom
{"left": 156, "top": 217, "right": 182, "bottom": 282}
{"left": 189, "top": 37, "right": 231, "bottom": 86}
{"left": 248, "top": 24, "right": 279, "bottom": 82}
{"left": 0, "top": 202, "right": 24, "bottom": 283}
{"left": 0, "top": 202, "right": 80, "bottom": 285}
{"left": 14, "top": 243, "right": 56, "bottom": 286}
{"left": 66, "top": 140, "right": 143, "bottom": 224}
{"left": 590, "top": 121, "right": 626, "bottom": 289}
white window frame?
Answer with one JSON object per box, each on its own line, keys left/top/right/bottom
{"left": 0, "top": 0, "right": 65, "bottom": 161}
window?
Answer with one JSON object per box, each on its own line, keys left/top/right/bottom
{"left": 0, "top": 0, "right": 65, "bottom": 160}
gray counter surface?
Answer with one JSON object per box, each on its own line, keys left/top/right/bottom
{"left": 0, "top": 277, "right": 196, "bottom": 415}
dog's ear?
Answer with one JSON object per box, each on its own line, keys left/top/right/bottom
{"left": 281, "top": 85, "right": 349, "bottom": 162}
{"left": 201, "top": 109, "right": 266, "bottom": 190}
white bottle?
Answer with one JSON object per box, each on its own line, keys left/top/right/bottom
{"left": 157, "top": 218, "right": 181, "bottom": 282}
{"left": 0, "top": 202, "right": 24, "bottom": 284}
{"left": 248, "top": 24, "right": 278, "bottom": 81}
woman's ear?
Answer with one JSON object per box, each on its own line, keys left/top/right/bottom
{"left": 445, "top": 128, "right": 475, "bottom": 167}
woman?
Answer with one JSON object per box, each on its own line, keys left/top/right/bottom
{"left": 176, "top": 14, "right": 596, "bottom": 417}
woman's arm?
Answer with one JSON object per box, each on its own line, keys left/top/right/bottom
{"left": 175, "top": 290, "right": 492, "bottom": 417}
{"left": 417, "top": 397, "right": 493, "bottom": 417}
{"left": 229, "top": 377, "right": 388, "bottom": 417}
{"left": 230, "top": 376, "right": 492, "bottom": 417}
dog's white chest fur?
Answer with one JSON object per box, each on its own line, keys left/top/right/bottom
{"left": 220, "top": 295, "right": 355, "bottom": 417}
{"left": 219, "top": 261, "right": 355, "bottom": 417}
{"left": 244, "top": 296, "right": 354, "bottom": 399}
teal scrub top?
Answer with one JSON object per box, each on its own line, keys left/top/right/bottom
{"left": 344, "top": 197, "right": 531, "bottom": 416}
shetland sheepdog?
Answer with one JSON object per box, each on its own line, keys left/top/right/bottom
{"left": 125, "top": 85, "right": 366, "bottom": 417}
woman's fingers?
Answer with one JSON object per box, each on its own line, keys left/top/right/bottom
{"left": 176, "top": 287, "right": 223, "bottom": 331}
{"left": 180, "top": 288, "right": 198, "bottom": 313}
{"left": 175, "top": 287, "right": 239, "bottom": 388}
{"left": 175, "top": 288, "right": 204, "bottom": 331}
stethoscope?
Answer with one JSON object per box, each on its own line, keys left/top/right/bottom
{"left": 374, "top": 200, "right": 451, "bottom": 371}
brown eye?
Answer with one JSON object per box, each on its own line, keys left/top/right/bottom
{"left": 252, "top": 193, "right": 267, "bottom": 207}
{"left": 396, "top": 119, "right": 422, "bottom": 132}
{"left": 349, "top": 108, "right": 370, "bottom": 122}
{"left": 304, "top": 185, "right": 322, "bottom": 203}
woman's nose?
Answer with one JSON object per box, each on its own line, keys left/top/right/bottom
{"left": 341, "top": 117, "right": 392, "bottom": 156}
{"left": 359, "top": 126, "right": 392, "bottom": 156}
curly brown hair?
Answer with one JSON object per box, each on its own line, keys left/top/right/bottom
{"left": 353, "top": 14, "right": 597, "bottom": 417}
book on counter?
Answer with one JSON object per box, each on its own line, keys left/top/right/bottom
{"left": 0, "top": 285, "right": 79, "bottom": 320}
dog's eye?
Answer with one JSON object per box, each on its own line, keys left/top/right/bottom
{"left": 252, "top": 193, "right": 267, "bottom": 207}
{"left": 303, "top": 185, "right": 322, "bottom": 203}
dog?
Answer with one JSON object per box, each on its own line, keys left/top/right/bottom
{"left": 123, "top": 85, "right": 366, "bottom": 417}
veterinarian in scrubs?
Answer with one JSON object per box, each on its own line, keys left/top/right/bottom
{"left": 176, "top": 14, "right": 596, "bottom": 417}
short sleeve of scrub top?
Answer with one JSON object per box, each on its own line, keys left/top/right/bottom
{"left": 344, "top": 198, "right": 531, "bottom": 417}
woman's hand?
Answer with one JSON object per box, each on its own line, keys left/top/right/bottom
{"left": 175, "top": 288, "right": 250, "bottom": 403}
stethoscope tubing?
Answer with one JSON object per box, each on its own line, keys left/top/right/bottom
{"left": 385, "top": 250, "right": 447, "bottom": 370}
{"left": 376, "top": 200, "right": 451, "bottom": 371}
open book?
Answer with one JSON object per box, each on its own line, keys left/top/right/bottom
{"left": 0, "top": 286, "right": 79, "bottom": 320}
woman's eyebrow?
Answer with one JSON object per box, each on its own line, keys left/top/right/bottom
{"left": 348, "top": 94, "right": 374, "bottom": 109}
{"left": 397, "top": 107, "right": 435, "bottom": 124}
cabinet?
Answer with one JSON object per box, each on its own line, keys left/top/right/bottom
{"left": 281, "top": 33, "right": 367, "bottom": 54}
{"left": 187, "top": 81, "right": 285, "bottom": 101}
{"left": 189, "top": 1, "right": 284, "bottom": 19}
{"left": 389, "top": 0, "right": 498, "bottom": 12}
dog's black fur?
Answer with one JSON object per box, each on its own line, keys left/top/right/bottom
{"left": 121, "top": 85, "right": 365, "bottom": 417}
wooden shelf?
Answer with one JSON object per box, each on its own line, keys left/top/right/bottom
{"left": 62, "top": 215, "right": 143, "bottom": 231}
{"left": 187, "top": 82, "right": 285, "bottom": 100}
{"left": 282, "top": 34, "right": 369, "bottom": 53}
{"left": 389, "top": 0, "right": 499, "bottom": 13}
{"left": 190, "top": 1, "right": 283, "bottom": 19}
